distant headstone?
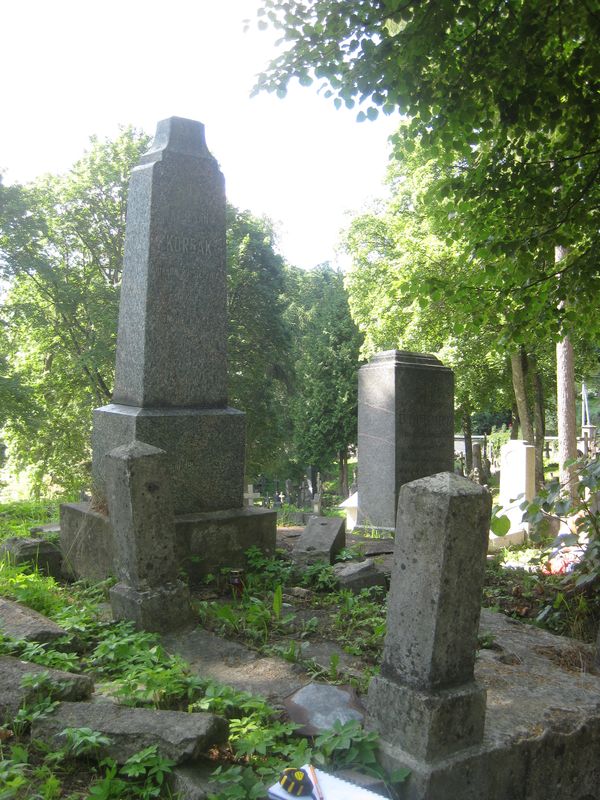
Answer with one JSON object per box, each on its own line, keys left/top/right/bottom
{"left": 339, "top": 491, "right": 358, "bottom": 532}
{"left": 291, "top": 516, "right": 346, "bottom": 566}
{"left": 367, "top": 472, "right": 491, "bottom": 761}
{"left": 106, "top": 440, "right": 192, "bottom": 632}
{"left": 357, "top": 350, "right": 454, "bottom": 531}
{"left": 490, "top": 440, "right": 535, "bottom": 550}
{"left": 243, "top": 484, "right": 261, "bottom": 508}
{"left": 472, "top": 442, "right": 484, "bottom": 482}
{"left": 313, "top": 492, "right": 323, "bottom": 516}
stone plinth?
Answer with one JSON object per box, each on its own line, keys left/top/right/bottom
{"left": 357, "top": 350, "right": 454, "bottom": 531}
{"left": 92, "top": 404, "right": 245, "bottom": 515}
{"left": 59, "top": 502, "right": 276, "bottom": 585}
{"left": 177, "top": 507, "right": 277, "bottom": 581}
{"left": 367, "top": 472, "right": 491, "bottom": 761}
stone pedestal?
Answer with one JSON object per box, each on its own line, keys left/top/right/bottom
{"left": 357, "top": 350, "right": 454, "bottom": 532}
{"left": 92, "top": 404, "right": 245, "bottom": 514}
{"left": 367, "top": 472, "right": 491, "bottom": 762}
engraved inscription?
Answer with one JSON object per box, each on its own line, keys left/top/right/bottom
{"left": 163, "top": 234, "right": 213, "bottom": 257}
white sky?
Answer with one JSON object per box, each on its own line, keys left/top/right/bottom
{"left": 0, "top": 0, "right": 398, "bottom": 269}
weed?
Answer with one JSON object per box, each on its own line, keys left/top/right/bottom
{"left": 300, "top": 562, "right": 337, "bottom": 592}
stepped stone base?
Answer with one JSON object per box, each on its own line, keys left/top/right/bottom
{"left": 92, "top": 403, "right": 245, "bottom": 514}
{"left": 60, "top": 502, "right": 276, "bottom": 584}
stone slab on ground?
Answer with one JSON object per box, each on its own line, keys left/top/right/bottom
{"left": 161, "top": 628, "right": 309, "bottom": 705}
{"left": 168, "top": 764, "right": 218, "bottom": 800}
{"left": 0, "top": 656, "right": 94, "bottom": 724}
{"left": 0, "top": 536, "right": 63, "bottom": 580}
{"left": 346, "top": 533, "right": 395, "bottom": 557}
{"left": 0, "top": 598, "right": 67, "bottom": 644}
{"left": 291, "top": 516, "right": 346, "bottom": 567}
{"left": 31, "top": 701, "right": 228, "bottom": 764}
{"left": 299, "top": 640, "right": 364, "bottom": 678}
{"left": 333, "top": 558, "right": 388, "bottom": 593}
{"left": 29, "top": 523, "right": 61, "bottom": 535}
{"left": 283, "top": 682, "right": 364, "bottom": 735}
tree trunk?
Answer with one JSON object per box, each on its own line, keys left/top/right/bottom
{"left": 556, "top": 335, "right": 578, "bottom": 501}
{"left": 555, "top": 245, "right": 579, "bottom": 503}
{"left": 510, "top": 349, "right": 534, "bottom": 444}
{"left": 462, "top": 409, "right": 473, "bottom": 473}
{"left": 338, "top": 448, "right": 349, "bottom": 498}
{"left": 529, "top": 353, "right": 546, "bottom": 490}
{"left": 511, "top": 402, "right": 520, "bottom": 439}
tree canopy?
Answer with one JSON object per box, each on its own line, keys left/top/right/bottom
{"left": 0, "top": 131, "right": 294, "bottom": 493}
{"left": 254, "top": 0, "right": 600, "bottom": 341}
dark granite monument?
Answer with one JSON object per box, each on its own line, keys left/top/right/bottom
{"left": 60, "top": 117, "right": 276, "bottom": 585}
{"left": 356, "top": 350, "right": 454, "bottom": 531}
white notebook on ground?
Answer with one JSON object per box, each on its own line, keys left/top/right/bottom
{"left": 267, "top": 764, "right": 387, "bottom": 800}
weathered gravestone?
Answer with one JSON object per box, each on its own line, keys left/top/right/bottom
{"left": 60, "top": 117, "right": 276, "bottom": 584}
{"left": 106, "top": 441, "right": 192, "bottom": 631}
{"left": 357, "top": 350, "right": 454, "bottom": 532}
{"left": 367, "top": 472, "right": 600, "bottom": 800}
{"left": 367, "top": 472, "right": 491, "bottom": 762}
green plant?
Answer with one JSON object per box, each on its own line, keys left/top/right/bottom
{"left": 244, "top": 546, "right": 294, "bottom": 591}
{"left": 62, "top": 727, "right": 112, "bottom": 758}
{"left": 0, "top": 559, "right": 64, "bottom": 617}
{"left": 329, "top": 588, "right": 387, "bottom": 661}
{"left": 300, "top": 562, "right": 337, "bottom": 592}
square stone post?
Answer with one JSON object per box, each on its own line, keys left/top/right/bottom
{"left": 367, "top": 472, "right": 491, "bottom": 762}
{"left": 357, "top": 350, "right": 454, "bottom": 532}
{"left": 106, "top": 440, "right": 192, "bottom": 632}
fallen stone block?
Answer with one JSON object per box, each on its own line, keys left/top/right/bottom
{"left": 0, "top": 536, "right": 63, "bottom": 580}
{"left": 332, "top": 558, "right": 387, "bottom": 593}
{"left": 0, "top": 598, "right": 67, "bottom": 644}
{"left": 291, "top": 516, "right": 346, "bottom": 566}
{"left": 0, "top": 656, "right": 94, "bottom": 724}
{"left": 169, "top": 764, "right": 218, "bottom": 800}
{"left": 283, "top": 683, "right": 364, "bottom": 736}
{"left": 31, "top": 701, "right": 228, "bottom": 764}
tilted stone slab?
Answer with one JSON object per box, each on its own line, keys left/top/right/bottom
{"left": 0, "top": 536, "right": 63, "bottom": 580}
{"left": 0, "top": 598, "right": 67, "bottom": 644}
{"left": 0, "top": 656, "right": 94, "bottom": 724}
{"left": 31, "top": 701, "right": 228, "bottom": 764}
{"left": 332, "top": 558, "right": 388, "bottom": 593}
{"left": 291, "top": 516, "right": 346, "bottom": 566}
